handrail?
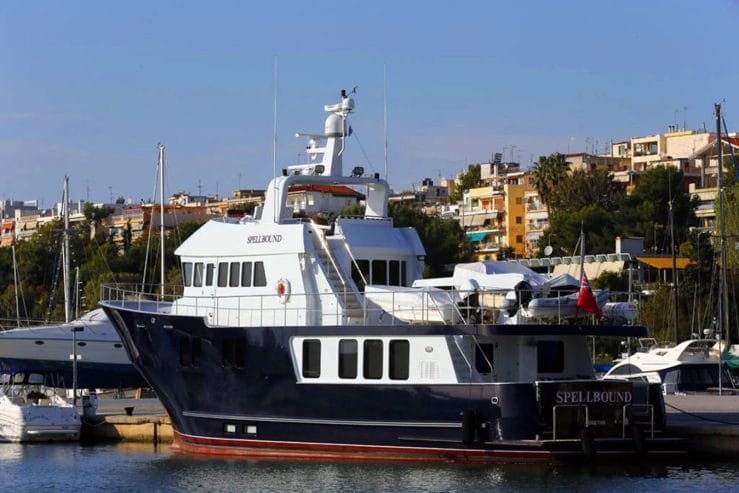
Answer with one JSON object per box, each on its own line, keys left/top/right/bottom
{"left": 341, "top": 241, "right": 368, "bottom": 289}
{"left": 310, "top": 222, "right": 351, "bottom": 295}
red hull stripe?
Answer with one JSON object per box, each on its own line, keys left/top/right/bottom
{"left": 172, "top": 431, "right": 558, "bottom": 461}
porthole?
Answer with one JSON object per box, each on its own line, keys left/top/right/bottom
{"left": 114, "top": 343, "right": 123, "bottom": 349}
{"left": 34, "top": 341, "right": 44, "bottom": 345}
{"left": 77, "top": 342, "right": 87, "bottom": 347}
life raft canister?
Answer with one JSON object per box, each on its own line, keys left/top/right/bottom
{"left": 277, "top": 279, "right": 291, "bottom": 303}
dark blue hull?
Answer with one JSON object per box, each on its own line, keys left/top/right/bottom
{"left": 102, "top": 304, "right": 671, "bottom": 460}
{"left": 0, "top": 357, "right": 147, "bottom": 390}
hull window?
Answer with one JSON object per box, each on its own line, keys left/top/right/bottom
{"left": 338, "top": 339, "right": 358, "bottom": 379}
{"left": 389, "top": 260, "right": 400, "bottom": 286}
{"left": 179, "top": 338, "right": 191, "bottom": 367}
{"left": 475, "top": 343, "right": 495, "bottom": 374}
{"left": 302, "top": 340, "right": 321, "bottom": 378}
{"left": 182, "top": 262, "right": 193, "bottom": 287}
{"left": 351, "top": 260, "right": 370, "bottom": 291}
{"left": 180, "top": 337, "right": 203, "bottom": 368}
{"left": 363, "top": 340, "right": 383, "bottom": 379}
{"left": 222, "top": 337, "right": 247, "bottom": 369}
{"left": 537, "top": 340, "right": 564, "bottom": 373}
{"left": 217, "top": 263, "right": 228, "bottom": 287}
{"left": 389, "top": 340, "right": 409, "bottom": 380}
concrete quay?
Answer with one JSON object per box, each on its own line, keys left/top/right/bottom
{"left": 80, "top": 393, "right": 739, "bottom": 457}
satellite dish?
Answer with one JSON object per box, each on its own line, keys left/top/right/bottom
{"left": 544, "top": 245, "right": 553, "bottom": 257}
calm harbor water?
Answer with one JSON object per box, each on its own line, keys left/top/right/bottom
{"left": 1, "top": 442, "right": 737, "bottom": 492}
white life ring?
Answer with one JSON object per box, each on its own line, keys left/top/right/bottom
{"left": 277, "top": 279, "right": 291, "bottom": 303}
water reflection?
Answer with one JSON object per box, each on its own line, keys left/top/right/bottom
{"left": 1, "top": 442, "right": 736, "bottom": 493}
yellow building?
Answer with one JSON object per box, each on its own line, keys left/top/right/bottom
{"left": 461, "top": 171, "right": 535, "bottom": 260}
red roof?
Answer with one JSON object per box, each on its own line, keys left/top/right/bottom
{"left": 287, "top": 185, "right": 363, "bottom": 197}
{"left": 722, "top": 137, "right": 739, "bottom": 148}
{"left": 1, "top": 222, "right": 14, "bottom": 231}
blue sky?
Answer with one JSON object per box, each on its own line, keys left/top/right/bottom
{"left": 2, "top": 1, "right": 739, "bottom": 206}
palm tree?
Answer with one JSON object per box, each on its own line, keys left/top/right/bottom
{"left": 532, "top": 153, "right": 568, "bottom": 206}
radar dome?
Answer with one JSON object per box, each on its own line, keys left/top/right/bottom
{"left": 325, "top": 113, "right": 346, "bottom": 137}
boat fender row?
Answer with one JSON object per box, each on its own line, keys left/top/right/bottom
{"left": 277, "top": 279, "right": 291, "bottom": 303}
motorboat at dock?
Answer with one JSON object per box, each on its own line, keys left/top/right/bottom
{"left": 0, "top": 368, "right": 80, "bottom": 442}
{"left": 100, "top": 89, "right": 679, "bottom": 461}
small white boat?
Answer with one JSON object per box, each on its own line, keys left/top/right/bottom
{"left": 604, "top": 338, "right": 737, "bottom": 393}
{"left": 0, "top": 369, "right": 81, "bottom": 442}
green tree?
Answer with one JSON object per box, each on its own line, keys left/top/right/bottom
{"left": 450, "top": 164, "right": 482, "bottom": 202}
{"left": 389, "top": 203, "right": 475, "bottom": 277}
{"left": 532, "top": 153, "right": 568, "bottom": 206}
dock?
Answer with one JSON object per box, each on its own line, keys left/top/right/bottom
{"left": 80, "top": 393, "right": 739, "bottom": 457}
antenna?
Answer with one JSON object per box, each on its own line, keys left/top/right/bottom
{"left": 272, "top": 55, "right": 278, "bottom": 223}
{"left": 384, "top": 63, "right": 388, "bottom": 181}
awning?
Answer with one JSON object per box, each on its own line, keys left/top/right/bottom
{"left": 1, "top": 223, "right": 13, "bottom": 231}
{"left": 466, "top": 231, "right": 488, "bottom": 242}
{"left": 636, "top": 256, "right": 691, "bottom": 269}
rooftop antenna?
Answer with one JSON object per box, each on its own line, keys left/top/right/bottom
{"left": 272, "top": 55, "right": 278, "bottom": 223}
{"left": 384, "top": 63, "right": 388, "bottom": 182}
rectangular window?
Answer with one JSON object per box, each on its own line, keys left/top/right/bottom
{"left": 516, "top": 216, "right": 522, "bottom": 224}
{"left": 516, "top": 235, "right": 523, "bottom": 243}
{"left": 218, "top": 263, "right": 228, "bottom": 287}
{"left": 205, "top": 264, "right": 214, "bottom": 286}
{"left": 338, "top": 339, "right": 358, "bottom": 379}
{"left": 401, "top": 261, "right": 407, "bottom": 287}
{"left": 182, "top": 262, "right": 193, "bottom": 287}
{"left": 389, "top": 260, "right": 400, "bottom": 286}
{"left": 191, "top": 338, "right": 203, "bottom": 367}
{"left": 229, "top": 262, "right": 240, "bottom": 287}
{"left": 193, "top": 263, "right": 204, "bottom": 287}
{"left": 352, "top": 260, "right": 370, "bottom": 291}
{"left": 363, "top": 339, "right": 383, "bottom": 379}
{"left": 389, "top": 340, "right": 409, "bottom": 380}
{"left": 475, "top": 343, "right": 495, "bottom": 374}
{"left": 179, "top": 338, "right": 191, "bottom": 367}
{"left": 372, "top": 260, "right": 387, "bottom": 285}
{"left": 537, "top": 340, "right": 564, "bottom": 373}
{"left": 223, "top": 423, "right": 237, "bottom": 434}
{"left": 241, "top": 262, "right": 252, "bottom": 287}
{"left": 253, "top": 261, "right": 267, "bottom": 287}
{"left": 302, "top": 340, "right": 321, "bottom": 378}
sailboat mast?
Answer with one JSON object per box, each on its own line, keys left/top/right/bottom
{"left": 159, "top": 144, "right": 166, "bottom": 294}
{"left": 715, "top": 105, "right": 730, "bottom": 339}
{"left": 62, "top": 176, "right": 71, "bottom": 324}
{"left": 12, "top": 244, "right": 20, "bottom": 328}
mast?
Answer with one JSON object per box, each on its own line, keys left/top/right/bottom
{"left": 12, "top": 244, "right": 20, "bottom": 328}
{"left": 62, "top": 176, "right": 71, "bottom": 324}
{"left": 668, "top": 173, "right": 679, "bottom": 344}
{"left": 715, "top": 103, "right": 728, "bottom": 395}
{"left": 158, "top": 144, "right": 166, "bottom": 295}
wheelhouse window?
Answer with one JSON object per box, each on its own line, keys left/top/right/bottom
{"left": 182, "top": 262, "right": 193, "bottom": 287}
{"left": 351, "top": 260, "right": 370, "bottom": 290}
{"left": 229, "top": 262, "right": 240, "bottom": 287}
{"left": 389, "top": 340, "right": 409, "bottom": 380}
{"left": 389, "top": 260, "right": 400, "bottom": 286}
{"left": 218, "top": 263, "right": 228, "bottom": 287}
{"left": 205, "top": 264, "right": 214, "bottom": 286}
{"left": 338, "top": 339, "right": 358, "bottom": 379}
{"left": 302, "top": 340, "right": 321, "bottom": 378}
{"left": 537, "top": 340, "right": 564, "bottom": 373}
{"left": 363, "top": 339, "right": 383, "bottom": 379}
{"left": 254, "top": 261, "right": 267, "bottom": 287}
{"left": 193, "top": 263, "right": 204, "bottom": 287}
{"left": 372, "top": 260, "right": 387, "bottom": 285}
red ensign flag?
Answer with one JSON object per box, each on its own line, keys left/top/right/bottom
{"left": 576, "top": 273, "right": 602, "bottom": 320}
